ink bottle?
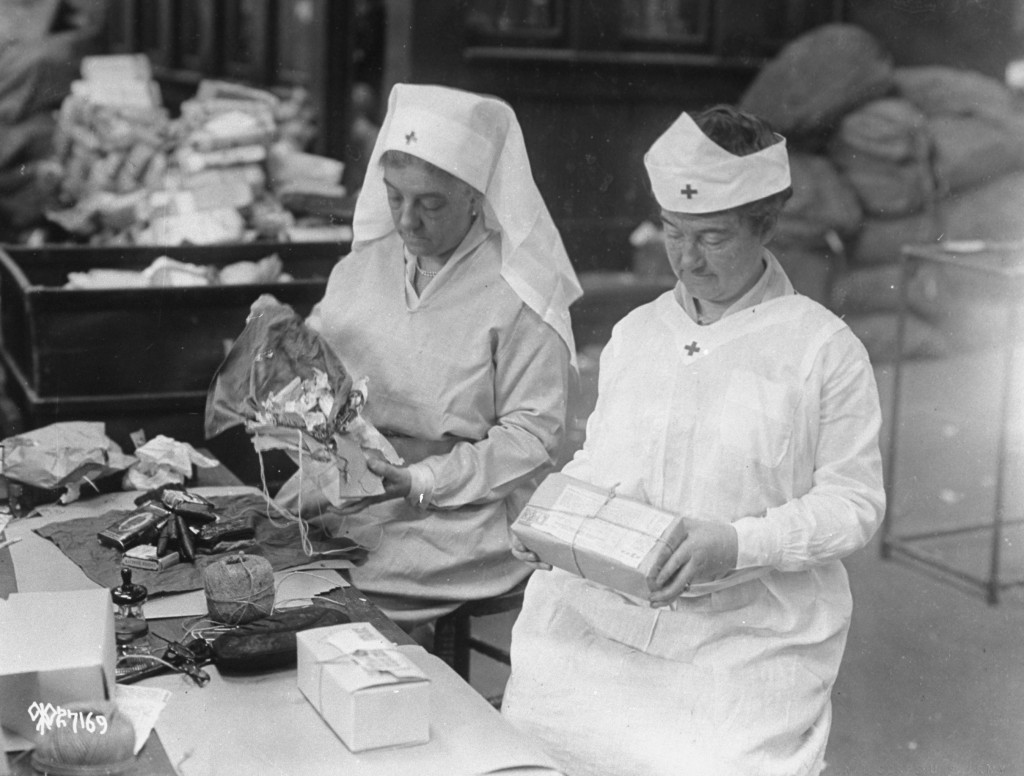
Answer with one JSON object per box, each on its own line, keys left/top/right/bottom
{"left": 111, "top": 567, "right": 149, "bottom": 651}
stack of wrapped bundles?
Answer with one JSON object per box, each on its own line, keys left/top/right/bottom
{"left": 0, "top": 0, "right": 107, "bottom": 234}
{"left": 40, "top": 55, "right": 351, "bottom": 247}
{"left": 45, "top": 54, "right": 172, "bottom": 241}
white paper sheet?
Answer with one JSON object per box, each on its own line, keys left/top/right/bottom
{"left": 115, "top": 684, "right": 172, "bottom": 755}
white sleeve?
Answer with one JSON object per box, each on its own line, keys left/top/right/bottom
{"left": 732, "top": 329, "right": 886, "bottom": 571}
{"left": 416, "top": 305, "right": 571, "bottom": 508}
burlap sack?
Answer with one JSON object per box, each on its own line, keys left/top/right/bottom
{"left": 929, "top": 115, "right": 1024, "bottom": 194}
{"left": 850, "top": 211, "right": 943, "bottom": 266}
{"left": 830, "top": 98, "right": 930, "bottom": 163}
{"left": 837, "top": 154, "right": 937, "bottom": 218}
{"left": 782, "top": 152, "right": 863, "bottom": 239}
{"left": 942, "top": 170, "right": 1024, "bottom": 242}
{"left": 739, "top": 24, "right": 894, "bottom": 144}
{"left": 894, "top": 66, "right": 1018, "bottom": 126}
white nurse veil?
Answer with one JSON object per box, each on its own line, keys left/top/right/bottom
{"left": 351, "top": 82, "right": 582, "bottom": 364}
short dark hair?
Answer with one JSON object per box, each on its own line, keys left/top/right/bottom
{"left": 691, "top": 104, "right": 793, "bottom": 235}
{"left": 379, "top": 149, "right": 478, "bottom": 198}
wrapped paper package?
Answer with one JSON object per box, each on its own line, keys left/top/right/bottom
{"left": 511, "top": 473, "right": 686, "bottom": 600}
{"left": 0, "top": 422, "right": 136, "bottom": 507}
{"left": 513, "top": 473, "right": 767, "bottom": 599}
{"left": 296, "top": 623, "right": 430, "bottom": 752}
{"left": 205, "top": 295, "right": 400, "bottom": 517}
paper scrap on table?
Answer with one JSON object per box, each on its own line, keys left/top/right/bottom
{"left": 0, "top": 421, "right": 135, "bottom": 504}
{"left": 116, "top": 684, "right": 172, "bottom": 755}
{"left": 123, "top": 435, "right": 220, "bottom": 491}
{"left": 144, "top": 560, "right": 350, "bottom": 619}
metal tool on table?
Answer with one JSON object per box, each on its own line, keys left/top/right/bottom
{"left": 116, "top": 633, "right": 212, "bottom": 687}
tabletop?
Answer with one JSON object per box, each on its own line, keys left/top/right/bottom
{"left": 0, "top": 456, "right": 558, "bottom": 776}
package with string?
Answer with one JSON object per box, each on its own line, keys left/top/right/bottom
{"left": 205, "top": 294, "right": 402, "bottom": 528}
{"left": 512, "top": 473, "right": 767, "bottom": 600}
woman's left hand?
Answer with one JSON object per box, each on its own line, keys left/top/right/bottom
{"left": 366, "top": 456, "right": 413, "bottom": 499}
{"left": 646, "top": 517, "right": 738, "bottom": 607}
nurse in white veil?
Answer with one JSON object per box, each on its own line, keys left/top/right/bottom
{"left": 307, "top": 83, "right": 581, "bottom": 630}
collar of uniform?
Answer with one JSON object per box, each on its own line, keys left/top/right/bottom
{"left": 673, "top": 249, "right": 791, "bottom": 324}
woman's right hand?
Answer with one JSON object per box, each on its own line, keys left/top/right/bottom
{"left": 511, "top": 534, "right": 552, "bottom": 571}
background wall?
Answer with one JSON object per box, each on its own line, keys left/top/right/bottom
{"left": 383, "top": 0, "right": 1024, "bottom": 272}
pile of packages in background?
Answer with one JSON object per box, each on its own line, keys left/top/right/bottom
{"left": 34, "top": 54, "right": 351, "bottom": 247}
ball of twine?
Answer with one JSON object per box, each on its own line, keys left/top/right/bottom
{"left": 30, "top": 699, "right": 136, "bottom": 774}
{"left": 203, "top": 553, "right": 275, "bottom": 625}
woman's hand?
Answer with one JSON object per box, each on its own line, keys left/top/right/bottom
{"left": 646, "top": 517, "right": 738, "bottom": 607}
{"left": 366, "top": 456, "right": 413, "bottom": 499}
{"left": 510, "top": 533, "right": 552, "bottom": 571}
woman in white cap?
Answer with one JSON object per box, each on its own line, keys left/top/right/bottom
{"left": 502, "top": 105, "right": 884, "bottom": 776}
{"left": 306, "top": 83, "right": 581, "bottom": 631}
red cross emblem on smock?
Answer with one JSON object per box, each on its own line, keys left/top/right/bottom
{"left": 684, "top": 341, "right": 700, "bottom": 356}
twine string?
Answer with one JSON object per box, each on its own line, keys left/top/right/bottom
{"left": 204, "top": 554, "right": 275, "bottom": 624}
{"left": 253, "top": 429, "right": 362, "bottom": 558}
{"left": 539, "top": 484, "right": 677, "bottom": 582}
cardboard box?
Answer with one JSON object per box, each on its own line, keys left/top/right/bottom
{"left": 0, "top": 242, "right": 344, "bottom": 400}
{"left": 512, "top": 473, "right": 686, "bottom": 600}
{"left": 296, "top": 623, "right": 430, "bottom": 752}
{"left": 0, "top": 589, "right": 116, "bottom": 744}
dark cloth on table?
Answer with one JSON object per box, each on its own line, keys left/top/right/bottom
{"left": 34, "top": 493, "right": 367, "bottom": 597}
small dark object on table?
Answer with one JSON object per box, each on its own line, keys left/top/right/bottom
{"left": 211, "top": 605, "right": 351, "bottom": 674}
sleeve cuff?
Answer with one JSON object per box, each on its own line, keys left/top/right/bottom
{"left": 406, "top": 462, "right": 436, "bottom": 509}
{"left": 732, "top": 516, "right": 780, "bottom": 569}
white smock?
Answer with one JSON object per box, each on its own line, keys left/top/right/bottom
{"left": 502, "top": 253, "right": 885, "bottom": 776}
{"left": 307, "top": 84, "right": 581, "bottom": 628}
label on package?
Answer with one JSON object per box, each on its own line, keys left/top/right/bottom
{"left": 518, "top": 483, "right": 678, "bottom": 568}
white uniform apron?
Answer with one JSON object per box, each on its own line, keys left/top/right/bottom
{"left": 308, "top": 231, "right": 569, "bottom": 628}
{"left": 503, "top": 291, "right": 856, "bottom": 776}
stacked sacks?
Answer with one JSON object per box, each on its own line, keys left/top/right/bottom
{"left": 828, "top": 98, "right": 937, "bottom": 220}
{"left": 769, "top": 151, "right": 862, "bottom": 306}
{"left": 838, "top": 66, "right": 1024, "bottom": 353}
{"left": 740, "top": 24, "right": 1024, "bottom": 359}
{"left": 740, "top": 23, "right": 912, "bottom": 341}
{"left": 849, "top": 67, "right": 1024, "bottom": 266}
{"left": 823, "top": 94, "right": 953, "bottom": 360}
